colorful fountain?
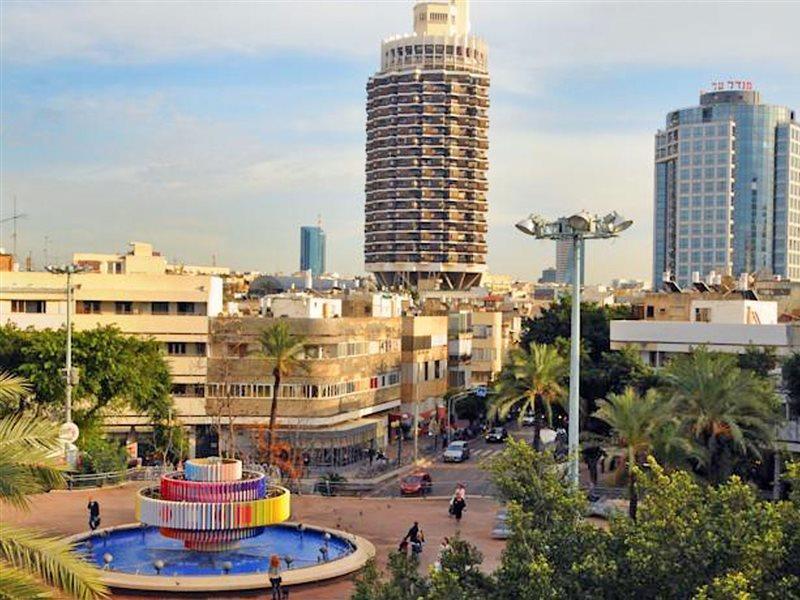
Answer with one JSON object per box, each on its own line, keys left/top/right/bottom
{"left": 137, "top": 457, "right": 289, "bottom": 551}
{"left": 72, "top": 457, "right": 374, "bottom": 593}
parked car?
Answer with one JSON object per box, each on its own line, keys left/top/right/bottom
{"left": 521, "top": 413, "right": 536, "bottom": 427}
{"left": 443, "top": 441, "right": 470, "bottom": 462}
{"left": 400, "top": 471, "right": 433, "bottom": 496}
{"left": 485, "top": 426, "right": 509, "bottom": 443}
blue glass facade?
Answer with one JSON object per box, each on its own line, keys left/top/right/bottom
{"left": 300, "top": 226, "right": 326, "bottom": 276}
{"left": 653, "top": 89, "right": 797, "bottom": 286}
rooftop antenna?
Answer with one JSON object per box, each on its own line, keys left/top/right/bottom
{"left": 0, "top": 196, "right": 28, "bottom": 257}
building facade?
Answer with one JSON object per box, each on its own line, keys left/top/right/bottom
{"left": 206, "top": 311, "right": 402, "bottom": 464}
{"left": 470, "top": 310, "right": 503, "bottom": 384}
{"left": 300, "top": 226, "right": 326, "bottom": 276}
{"left": 653, "top": 82, "right": 799, "bottom": 287}
{"left": 555, "top": 239, "right": 585, "bottom": 285}
{"left": 0, "top": 245, "right": 223, "bottom": 443}
{"left": 364, "top": 0, "right": 489, "bottom": 291}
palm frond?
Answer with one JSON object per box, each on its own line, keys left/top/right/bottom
{"left": 0, "top": 415, "right": 65, "bottom": 510}
{"left": 0, "top": 371, "right": 31, "bottom": 404}
{"left": 0, "top": 558, "right": 52, "bottom": 599}
{"left": 0, "top": 524, "right": 108, "bottom": 600}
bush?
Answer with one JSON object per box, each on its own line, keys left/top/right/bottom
{"left": 79, "top": 435, "right": 127, "bottom": 475}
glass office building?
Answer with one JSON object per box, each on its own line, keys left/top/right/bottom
{"left": 555, "top": 238, "right": 585, "bottom": 286}
{"left": 300, "top": 226, "right": 326, "bottom": 276}
{"left": 653, "top": 85, "right": 799, "bottom": 286}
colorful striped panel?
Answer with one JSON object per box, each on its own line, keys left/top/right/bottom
{"left": 136, "top": 486, "right": 291, "bottom": 530}
{"left": 160, "top": 473, "right": 266, "bottom": 503}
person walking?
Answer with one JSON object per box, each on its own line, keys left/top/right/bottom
{"left": 450, "top": 483, "right": 466, "bottom": 523}
{"left": 87, "top": 497, "right": 101, "bottom": 531}
{"left": 268, "top": 554, "right": 282, "bottom": 599}
{"left": 410, "top": 526, "right": 425, "bottom": 561}
{"left": 404, "top": 521, "right": 420, "bottom": 545}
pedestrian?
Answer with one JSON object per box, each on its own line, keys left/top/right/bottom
{"left": 367, "top": 446, "right": 375, "bottom": 466}
{"left": 87, "top": 497, "right": 101, "bottom": 531}
{"left": 410, "top": 527, "right": 425, "bottom": 560}
{"left": 268, "top": 554, "right": 282, "bottom": 600}
{"left": 404, "top": 521, "right": 420, "bottom": 545}
{"left": 450, "top": 483, "right": 466, "bottom": 523}
{"left": 398, "top": 538, "right": 409, "bottom": 555}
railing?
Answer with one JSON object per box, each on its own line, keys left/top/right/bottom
{"left": 65, "top": 465, "right": 169, "bottom": 490}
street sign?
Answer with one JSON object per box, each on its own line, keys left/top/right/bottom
{"left": 59, "top": 421, "right": 80, "bottom": 443}
{"left": 475, "top": 386, "right": 488, "bottom": 398}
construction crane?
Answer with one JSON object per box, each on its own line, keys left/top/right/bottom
{"left": 0, "top": 196, "right": 27, "bottom": 257}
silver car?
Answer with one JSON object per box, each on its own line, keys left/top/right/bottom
{"left": 443, "top": 441, "right": 470, "bottom": 462}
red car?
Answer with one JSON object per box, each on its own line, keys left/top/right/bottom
{"left": 400, "top": 471, "right": 433, "bottom": 496}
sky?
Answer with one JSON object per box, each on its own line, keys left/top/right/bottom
{"left": 2, "top": 1, "right": 799, "bottom": 285}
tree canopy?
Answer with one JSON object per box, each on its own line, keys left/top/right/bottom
{"left": 0, "top": 324, "right": 172, "bottom": 426}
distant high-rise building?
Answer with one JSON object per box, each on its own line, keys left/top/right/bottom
{"left": 364, "top": 0, "right": 489, "bottom": 291}
{"left": 653, "top": 82, "right": 799, "bottom": 287}
{"left": 538, "top": 267, "right": 557, "bottom": 284}
{"left": 300, "top": 226, "right": 326, "bottom": 276}
{"left": 555, "top": 239, "right": 585, "bottom": 285}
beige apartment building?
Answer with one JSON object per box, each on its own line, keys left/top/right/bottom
{"left": 400, "top": 315, "right": 448, "bottom": 423}
{"left": 204, "top": 298, "right": 402, "bottom": 464}
{"left": 470, "top": 311, "right": 503, "bottom": 384}
{"left": 0, "top": 243, "right": 223, "bottom": 448}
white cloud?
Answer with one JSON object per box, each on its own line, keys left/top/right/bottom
{"left": 3, "top": 1, "right": 798, "bottom": 74}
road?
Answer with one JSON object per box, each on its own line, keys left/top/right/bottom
{"left": 371, "top": 423, "right": 537, "bottom": 498}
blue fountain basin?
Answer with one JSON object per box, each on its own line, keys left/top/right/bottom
{"left": 82, "top": 524, "right": 354, "bottom": 576}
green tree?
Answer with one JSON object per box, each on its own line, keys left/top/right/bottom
{"left": 427, "top": 537, "right": 494, "bottom": 600}
{"left": 520, "top": 296, "right": 633, "bottom": 362}
{"left": 0, "top": 372, "right": 107, "bottom": 599}
{"left": 662, "top": 348, "right": 781, "bottom": 484}
{"left": 0, "top": 324, "right": 172, "bottom": 426}
{"left": 487, "top": 441, "right": 616, "bottom": 599}
{"left": 737, "top": 346, "right": 778, "bottom": 379}
{"left": 490, "top": 343, "right": 565, "bottom": 450}
{"left": 782, "top": 352, "right": 800, "bottom": 417}
{"left": 486, "top": 438, "right": 800, "bottom": 600}
{"left": 595, "top": 387, "right": 666, "bottom": 519}
{"left": 613, "top": 460, "right": 800, "bottom": 599}
{"left": 257, "top": 322, "right": 306, "bottom": 462}
{"left": 350, "top": 552, "right": 428, "bottom": 600}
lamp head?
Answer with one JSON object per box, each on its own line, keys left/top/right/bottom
{"left": 567, "top": 211, "right": 593, "bottom": 233}
{"left": 602, "top": 211, "right": 633, "bottom": 234}
{"left": 515, "top": 215, "right": 546, "bottom": 237}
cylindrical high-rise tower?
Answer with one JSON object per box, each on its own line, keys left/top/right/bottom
{"left": 365, "top": 0, "right": 489, "bottom": 291}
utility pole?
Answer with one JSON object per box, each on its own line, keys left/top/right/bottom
{"left": 46, "top": 264, "right": 87, "bottom": 425}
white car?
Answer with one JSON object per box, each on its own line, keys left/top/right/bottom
{"left": 443, "top": 441, "right": 470, "bottom": 463}
{"left": 522, "top": 413, "right": 536, "bottom": 427}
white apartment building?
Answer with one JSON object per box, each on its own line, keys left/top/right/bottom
{"left": 1, "top": 242, "right": 223, "bottom": 449}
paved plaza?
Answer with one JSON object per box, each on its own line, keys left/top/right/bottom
{"left": 5, "top": 483, "right": 505, "bottom": 599}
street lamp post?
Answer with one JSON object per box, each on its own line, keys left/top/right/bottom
{"left": 515, "top": 211, "right": 632, "bottom": 487}
{"left": 46, "top": 264, "right": 87, "bottom": 426}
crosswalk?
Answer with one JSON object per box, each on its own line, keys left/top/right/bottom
{"left": 470, "top": 448, "right": 503, "bottom": 459}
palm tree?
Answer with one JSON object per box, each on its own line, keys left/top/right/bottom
{"left": 490, "top": 343, "right": 565, "bottom": 451}
{"left": 0, "top": 371, "right": 107, "bottom": 599}
{"left": 661, "top": 347, "right": 781, "bottom": 484}
{"left": 258, "top": 322, "right": 306, "bottom": 463}
{"left": 595, "top": 387, "right": 665, "bottom": 520}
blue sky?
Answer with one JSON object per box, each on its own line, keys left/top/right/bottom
{"left": 2, "top": 1, "right": 799, "bottom": 284}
